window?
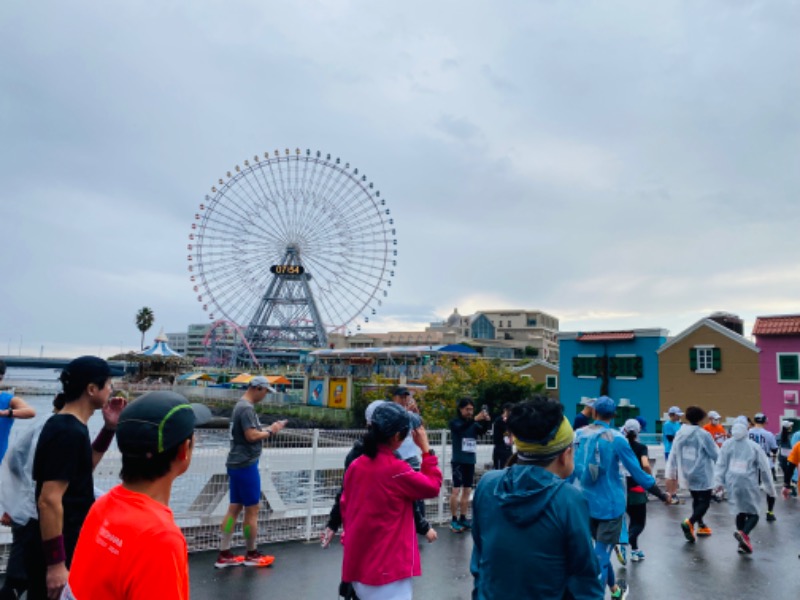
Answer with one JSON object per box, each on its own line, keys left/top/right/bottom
{"left": 546, "top": 374, "right": 558, "bottom": 389}
{"left": 573, "top": 355, "right": 600, "bottom": 378}
{"left": 471, "top": 315, "right": 495, "bottom": 340}
{"left": 527, "top": 318, "right": 537, "bottom": 327}
{"left": 690, "top": 346, "right": 721, "bottom": 373}
{"left": 778, "top": 353, "right": 800, "bottom": 382}
{"left": 609, "top": 356, "right": 643, "bottom": 379}
{"left": 507, "top": 320, "right": 512, "bottom": 327}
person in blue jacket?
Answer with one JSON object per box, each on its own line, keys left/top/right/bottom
{"left": 573, "top": 396, "right": 671, "bottom": 600}
{"left": 471, "top": 396, "right": 603, "bottom": 600}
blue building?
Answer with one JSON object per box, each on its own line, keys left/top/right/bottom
{"left": 558, "top": 328, "right": 668, "bottom": 429}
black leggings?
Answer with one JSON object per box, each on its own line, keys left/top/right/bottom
{"left": 736, "top": 513, "right": 759, "bottom": 535}
{"left": 689, "top": 490, "right": 712, "bottom": 526}
{"left": 626, "top": 503, "right": 647, "bottom": 550}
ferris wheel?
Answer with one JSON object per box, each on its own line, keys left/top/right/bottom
{"left": 187, "top": 148, "right": 397, "bottom": 355}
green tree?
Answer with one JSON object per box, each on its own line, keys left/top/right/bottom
{"left": 135, "top": 307, "right": 155, "bottom": 350}
{"left": 419, "top": 359, "right": 537, "bottom": 428}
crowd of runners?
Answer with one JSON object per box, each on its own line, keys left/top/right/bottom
{"left": 2, "top": 355, "right": 800, "bottom": 599}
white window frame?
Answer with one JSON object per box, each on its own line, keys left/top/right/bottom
{"left": 576, "top": 354, "right": 598, "bottom": 379}
{"left": 784, "top": 390, "right": 799, "bottom": 405}
{"left": 546, "top": 374, "right": 558, "bottom": 389}
{"left": 695, "top": 345, "right": 716, "bottom": 374}
{"left": 777, "top": 352, "right": 800, "bottom": 383}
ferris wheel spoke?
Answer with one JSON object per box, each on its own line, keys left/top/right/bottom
{"left": 191, "top": 152, "right": 396, "bottom": 353}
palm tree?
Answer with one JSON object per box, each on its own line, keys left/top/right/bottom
{"left": 135, "top": 307, "right": 155, "bottom": 350}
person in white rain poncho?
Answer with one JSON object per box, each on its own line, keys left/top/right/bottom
{"left": 714, "top": 421, "right": 776, "bottom": 554}
{"left": 665, "top": 406, "right": 719, "bottom": 543}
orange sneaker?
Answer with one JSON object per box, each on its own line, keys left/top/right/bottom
{"left": 244, "top": 551, "right": 275, "bottom": 567}
{"left": 214, "top": 551, "right": 245, "bottom": 568}
{"left": 696, "top": 526, "right": 713, "bottom": 537}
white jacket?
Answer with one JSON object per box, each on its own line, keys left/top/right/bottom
{"left": 665, "top": 424, "right": 719, "bottom": 491}
{"left": 715, "top": 423, "right": 776, "bottom": 515}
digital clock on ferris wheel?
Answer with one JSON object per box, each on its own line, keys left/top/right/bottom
{"left": 270, "top": 265, "right": 305, "bottom": 275}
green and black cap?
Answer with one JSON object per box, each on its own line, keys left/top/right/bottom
{"left": 117, "top": 391, "right": 211, "bottom": 457}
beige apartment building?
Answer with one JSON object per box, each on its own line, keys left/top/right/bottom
{"left": 329, "top": 308, "right": 560, "bottom": 361}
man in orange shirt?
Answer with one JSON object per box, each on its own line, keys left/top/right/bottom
{"left": 703, "top": 411, "right": 729, "bottom": 447}
{"left": 62, "top": 392, "right": 209, "bottom": 600}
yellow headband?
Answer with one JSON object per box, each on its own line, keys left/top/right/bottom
{"left": 514, "top": 416, "right": 574, "bottom": 457}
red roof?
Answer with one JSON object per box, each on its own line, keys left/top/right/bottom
{"left": 753, "top": 315, "right": 800, "bottom": 336}
{"left": 576, "top": 331, "right": 635, "bottom": 342}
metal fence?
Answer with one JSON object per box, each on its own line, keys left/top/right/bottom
{"left": 0, "top": 429, "right": 494, "bottom": 572}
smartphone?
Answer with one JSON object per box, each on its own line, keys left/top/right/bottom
{"left": 481, "top": 405, "right": 488, "bottom": 414}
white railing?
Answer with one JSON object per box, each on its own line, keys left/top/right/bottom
{"left": 0, "top": 429, "right": 492, "bottom": 572}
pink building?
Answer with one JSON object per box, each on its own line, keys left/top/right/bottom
{"left": 753, "top": 315, "right": 800, "bottom": 427}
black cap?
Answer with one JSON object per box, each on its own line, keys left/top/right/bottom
{"left": 117, "top": 391, "right": 211, "bottom": 457}
{"left": 391, "top": 386, "right": 410, "bottom": 397}
{"left": 371, "top": 402, "right": 411, "bottom": 437}
{"left": 60, "top": 356, "right": 111, "bottom": 398}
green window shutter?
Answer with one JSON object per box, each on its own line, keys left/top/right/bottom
{"left": 609, "top": 357, "right": 619, "bottom": 377}
{"left": 595, "top": 357, "right": 605, "bottom": 378}
{"left": 572, "top": 357, "right": 580, "bottom": 377}
{"left": 779, "top": 355, "right": 800, "bottom": 381}
{"left": 689, "top": 348, "right": 697, "bottom": 371}
{"left": 712, "top": 348, "right": 721, "bottom": 371}
{"left": 633, "top": 356, "right": 643, "bottom": 378}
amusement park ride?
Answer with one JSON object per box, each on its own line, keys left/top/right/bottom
{"left": 187, "top": 148, "right": 397, "bottom": 366}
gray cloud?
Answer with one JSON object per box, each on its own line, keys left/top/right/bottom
{"left": 1, "top": 0, "right": 798, "bottom": 356}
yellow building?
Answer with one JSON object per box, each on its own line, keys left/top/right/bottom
{"left": 658, "top": 318, "right": 760, "bottom": 423}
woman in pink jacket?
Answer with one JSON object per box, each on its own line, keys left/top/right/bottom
{"left": 341, "top": 401, "right": 442, "bottom": 600}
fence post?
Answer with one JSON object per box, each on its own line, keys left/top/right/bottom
{"left": 438, "top": 429, "right": 448, "bottom": 524}
{"left": 305, "top": 428, "right": 320, "bottom": 540}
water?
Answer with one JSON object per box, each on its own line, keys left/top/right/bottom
{"left": 2, "top": 366, "right": 62, "bottom": 393}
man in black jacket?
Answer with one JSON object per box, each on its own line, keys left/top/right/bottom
{"left": 449, "top": 398, "right": 490, "bottom": 532}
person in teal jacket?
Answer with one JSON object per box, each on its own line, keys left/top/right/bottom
{"left": 573, "top": 396, "right": 671, "bottom": 600}
{"left": 471, "top": 396, "right": 603, "bottom": 600}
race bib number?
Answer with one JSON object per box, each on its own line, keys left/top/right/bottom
{"left": 462, "top": 438, "right": 477, "bottom": 453}
{"left": 681, "top": 446, "right": 696, "bottom": 461}
{"left": 730, "top": 460, "right": 748, "bottom": 474}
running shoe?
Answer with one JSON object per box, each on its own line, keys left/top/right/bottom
{"left": 734, "top": 530, "right": 753, "bottom": 554}
{"left": 244, "top": 551, "right": 275, "bottom": 567}
{"left": 611, "top": 580, "right": 629, "bottom": 599}
{"left": 681, "top": 519, "right": 696, "bottom": 543}
{"left": 450, "top": 518, "right": 464, "bottom": 533}
{"left": 214, "top": 552, "right": 245, "bottom": 568}
{"left": 630, "top": 549, "right": 645, "bottom": 562}
{"left": 696, "top": 525, "right": 713, "bottom": 537}
{"left": 766, "top": 511, "right": 777, "bottom": 522}
{"left": 458, "top": 517, "right": 472, "bottom": 530}
{"left": 669, "top": 495, "right": 681, "bottom": 505}
{"left": 614, "top": 544, "right": 627, "bottom": 565}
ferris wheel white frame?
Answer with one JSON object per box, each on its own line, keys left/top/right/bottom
{"left": 187, "top": 148, "right": 398, "bottom": 356}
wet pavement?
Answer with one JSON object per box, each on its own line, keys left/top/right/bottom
{"left": 188, "top": 494, "right": 800, "bottom": 599}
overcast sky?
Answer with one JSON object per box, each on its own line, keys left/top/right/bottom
{"left": 2, "top": 1, "right": 799, "bottom": 358}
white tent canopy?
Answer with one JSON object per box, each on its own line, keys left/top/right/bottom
{"left": 139, "top": 328, "right": 183, "bottom": 357}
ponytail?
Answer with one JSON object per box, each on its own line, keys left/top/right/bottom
{"left": 52, "top": 393, "right": 67, "bottom": 412}
{"left": 362, "top": 427, "right": 381, "bottom": 459}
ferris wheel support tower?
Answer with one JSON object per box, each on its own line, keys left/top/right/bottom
{"left": 242, "top": 245, "right": 328, "bottom": 349}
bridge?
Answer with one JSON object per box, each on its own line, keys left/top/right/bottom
{"left": 0, "top": 356, "right": 135, "bottom": 376}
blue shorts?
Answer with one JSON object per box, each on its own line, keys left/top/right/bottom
{"left": 227, "top": 463, "right": 261, "bottom": 507}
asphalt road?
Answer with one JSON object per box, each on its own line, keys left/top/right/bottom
{"left": 187, "top": 494, "right": 800, "bottom": 599}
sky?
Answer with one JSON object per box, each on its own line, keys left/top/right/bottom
{"left": 1, "top": 0, "right": 799, "bottom": 358}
